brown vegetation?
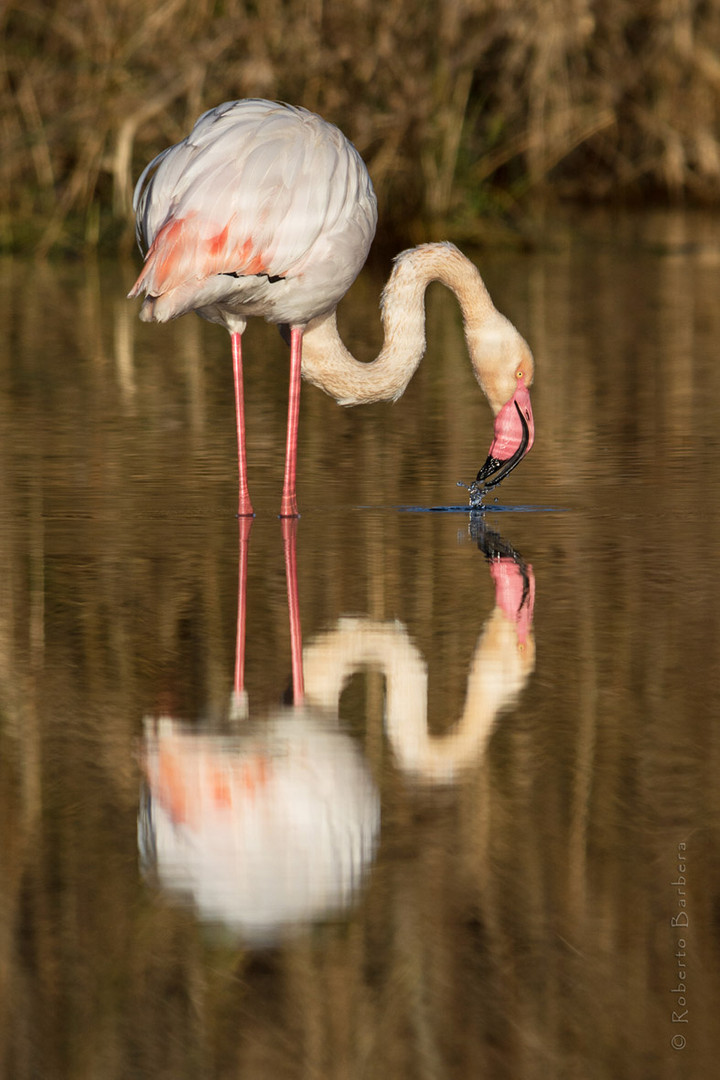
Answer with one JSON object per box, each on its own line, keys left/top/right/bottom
{"left": 3, "top": 0, "right": 720, "bottom": 252}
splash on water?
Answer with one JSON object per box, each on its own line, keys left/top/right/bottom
{"left": 457, "top": 478, "right": 490, "bottom": 511}
{"left": 396, "top": 503, "right": 552, "bottom": 514}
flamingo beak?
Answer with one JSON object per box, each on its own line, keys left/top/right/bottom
{"left": 475, "top": 381, "right": 534, "bottom": 492}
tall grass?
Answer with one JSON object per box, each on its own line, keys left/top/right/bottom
{"left": 3, "top": 0, "right": 720, "bottom": 253}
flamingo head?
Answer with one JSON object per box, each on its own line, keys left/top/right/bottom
{"left": 475, "top": 374, "right": 534, "bottom": 491}
{"left": 470, "top": 315, "right": 535, "bottom": 493}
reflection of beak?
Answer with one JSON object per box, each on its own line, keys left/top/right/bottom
{"left": 475, "top": 383, "right": 534, "bottom": 492}
{"left": 472, "top": 519, "right": 535, "bottom": 645}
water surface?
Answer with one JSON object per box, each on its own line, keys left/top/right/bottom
{"left": 1, "top": 210, "right": 719, "bottom": 1077}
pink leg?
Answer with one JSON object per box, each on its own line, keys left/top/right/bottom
{"left": 232, "top": 515, "right": 253, "bottom": 717}
{"left": 282, "top": 516, "right": 304, "bottom": 705}
{"left": 280, "top": 326, "right": 303, "bottom": 517}
{"left": 231, "top": 331, "right": 254, "bottom": 517}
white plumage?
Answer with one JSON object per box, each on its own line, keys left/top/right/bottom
{"left": 130, "top": 99, "right": 377, "bottom": 331}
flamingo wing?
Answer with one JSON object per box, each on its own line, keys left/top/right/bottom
{"left": 129, "top": 100, "right": 377, "bottom": 324}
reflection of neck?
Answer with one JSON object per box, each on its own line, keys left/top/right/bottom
{"left": 303, "top": 610, "right": 535, "bottom": 783}
{"left": 300, "top": 243, "right": 506, "bottom": 408}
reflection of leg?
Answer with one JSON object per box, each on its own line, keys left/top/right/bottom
{"left": 231, "top": 516, "right": 253, "bottom": 722}
{"left": 282, "top": 517, "right": 305, "bottom": 705}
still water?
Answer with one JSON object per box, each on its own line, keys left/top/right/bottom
{"left": 1, "top": 210, "right": 719, "bottom": 1077}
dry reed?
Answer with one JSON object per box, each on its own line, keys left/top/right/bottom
{"left": 3, "top": 0, "right": 720, "bottom": 252}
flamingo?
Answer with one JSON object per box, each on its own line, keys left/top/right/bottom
{"left": 128, "top": 99, "right": 535, "bottom": 516}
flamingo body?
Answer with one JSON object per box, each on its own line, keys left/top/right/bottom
{"left": 130, "top": 99, "right": 377, "bottom": 331}
{"left": 129, "top": 99, "right": 534, "bottom": 515}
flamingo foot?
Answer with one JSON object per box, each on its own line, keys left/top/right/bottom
{"left": 279, "top": 494, "right": 299, "bottom": 518}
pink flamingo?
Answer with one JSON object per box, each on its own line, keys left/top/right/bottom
{"left": 129, "top": 99, "right": 535, "bottom": 516}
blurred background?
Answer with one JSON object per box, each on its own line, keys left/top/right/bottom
{"left": 4, "top": 0, "right": 720, "bottom": 253}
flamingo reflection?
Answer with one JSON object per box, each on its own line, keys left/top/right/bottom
{"left": 231, "top": 517, "right": 304, "bottom": 720}
{"left": 304, "top": 521, "right": 535, "bottom": 783}
{"left": 140, "top": 711, "right": 378, "bottom": 941}
{"left": 140, "top": 518, "right": 378, "bottom": 942}
{"left": 139, "top": 518, "right": 535, "bottom": 939}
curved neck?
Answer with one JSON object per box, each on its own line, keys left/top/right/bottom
{"left": 302, "top": 612, "right": 534, "bottom": 783}
{"left": 299, "top": 243, "right": 510, "bottom": 409}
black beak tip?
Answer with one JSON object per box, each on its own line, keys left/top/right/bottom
{"left": 475, "top": 455, "right": 502, "bottom": 484}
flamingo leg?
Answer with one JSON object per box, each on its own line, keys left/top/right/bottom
{"left": 231, "top": 331, "right": 254, "bottom": 517}
{"left": 280, "top": 326, "right": 303, "bottom": 518}
{"left": 282, "top": 516, "right": 304, "bottom": 705}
